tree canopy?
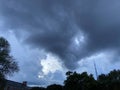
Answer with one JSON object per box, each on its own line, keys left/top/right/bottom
{"left": 30, "top": 70, "right": 120, "bottom": 90}
{"left": 0, "top": 37, "right": 19, "bottom": 77}
{"left": 0, "top": 37, "right": 19, "bottom": 89}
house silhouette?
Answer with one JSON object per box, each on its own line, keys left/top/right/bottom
{"left": 4, "top": 80, "right": 30, "bottom": 90}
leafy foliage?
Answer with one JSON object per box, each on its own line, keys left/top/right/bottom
{"left": 30, "top": 70, "right": 120, "bottom": 90}
{"left": 31, "top": 87, "right": 46, "bottom": 90}
{"left": 0, "top": 37, "right": 19, "bottom": 89}
{"left": 64, "top": 71, "right": 96, "bottom": 90}
{"left": 0, "top": 73, "right": 6, "bottom": 89}
{"left": 47, "top": 84, "right": 63, "bottom": 90}
{"left": 0, "top": 37, "right": 19, "bottom": 76}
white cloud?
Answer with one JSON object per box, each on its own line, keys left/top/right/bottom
{"left": 39, "top": 54, "right": 63, "bottom": 78}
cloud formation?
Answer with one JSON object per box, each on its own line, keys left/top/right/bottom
{"left": 0, "top": 0, "right": 120, "bottom": 70}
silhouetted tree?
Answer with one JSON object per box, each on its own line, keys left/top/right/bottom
{"left": 97, "top": 69, "right": 120, "bottom": 90}
{"left": 31, "top": 69, "right": 120, "bottom": 90}
{"left": 31, "top": 87, "right": 46, "bottom": 90}
{"left": 64, "top": 71, "right": 96, "bottom": 90}
{"left": 97, "top": 74, "right": 108, "bottom": 90}
{"left": 47, "top": 84, "right": 63, "bottom": 90}
{"left": 0, "top": 37, "right": 19, "bottom": 89}
{"left": 107, "top": 70, "right": 120, "bottom": 90}
{"left": 66, "top": 71, "right": 73, "bottom": 77}
{"left": 0, "top": 73, "right": 6, "bottom": 89}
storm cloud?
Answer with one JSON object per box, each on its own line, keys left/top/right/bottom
{"left": 0, "top": 0, "right": 120, "bottom": 70}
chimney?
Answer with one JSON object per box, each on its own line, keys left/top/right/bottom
{"left": 22, "top": 81, "right": 27, "bottom": 87}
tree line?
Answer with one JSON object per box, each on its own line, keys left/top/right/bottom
{"left": 31, "top": 70, "right": 120, "bottom": 90}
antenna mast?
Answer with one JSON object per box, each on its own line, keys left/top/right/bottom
{"left": 94, "top": 60, "right": 98, "bottom": 79}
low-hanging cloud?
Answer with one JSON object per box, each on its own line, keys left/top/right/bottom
{"left": 0, "top": 0, "right": 120, "bottom": 69}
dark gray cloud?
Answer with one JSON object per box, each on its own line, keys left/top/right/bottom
{"left": 0, "top": 0, "right": 120, "bottom": 70}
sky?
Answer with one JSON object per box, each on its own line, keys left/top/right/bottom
{"left": 0, "top": 0, "right": 120, "bottom": 86}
